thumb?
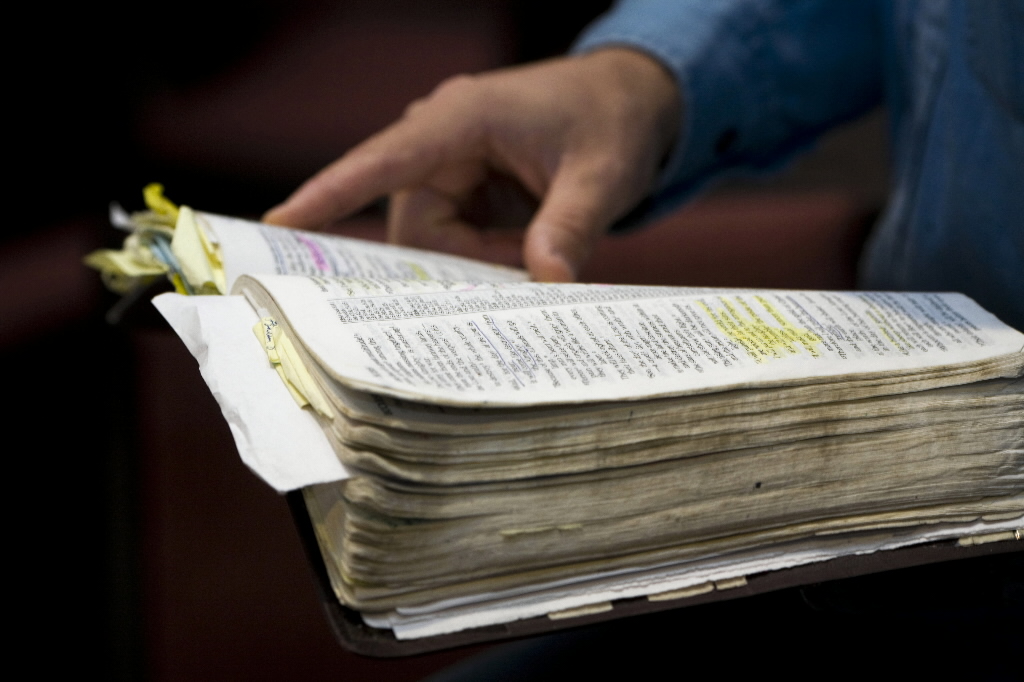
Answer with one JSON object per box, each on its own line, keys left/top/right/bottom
{"left": 522, "top": 160, "right": 624, "bottom": 282}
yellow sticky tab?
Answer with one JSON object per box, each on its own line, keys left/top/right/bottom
{"left": 274, "top": 327, "right": 334, "bottom": 418}
{"left": 122, "top": 233, "right": 168, "bottom": 270}
{"left": 254, "top": 318, "right": 282, "bottom": 364}
{"left": 274, "top": 365, "right": 310, "bottom": 406}
{"left": 547, "top": 603, "right": 613, "bottom": 620}
{"left": 253, "top": 319, "right": 306, "bottom": 407}
{"left": 647, "top": 582, "right": 715, "bottom": 602}
{"left": 252, "top": 318, "right": 333, "bottom": 419}
{"left": 714, "top": 576, "right": 748, "bottom": 590}
{"left": 83, "top": 248, "right": 168, "bottom": 278}
{"left": 957, "top": 531, "right": 1018, "bottom": 546}
{"left": 169, "top": 273, "right": 189, "bottom": 296}
{"left": 84, "top": 245, "right": 169, "bottom": 294}
{"left": 143, "top": 183, "right": 180, "bottom": 221}
{"left": 194, "top": 214, "right": 227, "bottom": 293}
{"left": 171, "top": 206, "right": 226, "bottom": 294}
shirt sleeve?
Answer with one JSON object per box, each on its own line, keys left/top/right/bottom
{"left": 572, "top": 0, "right": 885, "bottom": 226}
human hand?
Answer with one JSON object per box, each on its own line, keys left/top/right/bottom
{"left": 263, "top": 48, "right": 680, "bottom": 281}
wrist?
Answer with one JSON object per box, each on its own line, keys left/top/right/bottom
{"left": 577, "top": 47, "right": 682, "bottom": 164}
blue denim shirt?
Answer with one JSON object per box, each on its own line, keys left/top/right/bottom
{"left": 575, "top": 0, "right": 1024, "bottom": 329}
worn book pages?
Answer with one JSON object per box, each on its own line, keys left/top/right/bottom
{"left": 140, "top": 205, "right": 1023, "bottom": 646}
{"left": 321, "top": 378, "right": 1022, "bottom": 484}
{"left": 352, "top": 512, "right": 1023, "bottom": 640}
{"left": 88, "top": 187, "right": 526, "bottom": 297}
{"left": 222, "top": 271, "right": 1023, "bottom": 629}
{"left": 236, "top": 275, "right": 1024, "bottom": 406}
{"left": 198, "top": 212, "right": 527, "bottom": 292}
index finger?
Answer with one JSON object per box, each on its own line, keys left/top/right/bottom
{"left": 263, "top": 112, "right": 470, "bottom": 230}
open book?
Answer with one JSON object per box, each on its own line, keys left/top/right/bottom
{"left": 90, "top": 190, "right": 1024, "bottom": 651}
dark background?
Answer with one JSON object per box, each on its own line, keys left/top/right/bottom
{"left": 7, "top": 2, "right": 906, "bottom": 680}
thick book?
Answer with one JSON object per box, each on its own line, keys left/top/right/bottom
{"left": 91, "top": 193, "right": 1024, "bottom": 653}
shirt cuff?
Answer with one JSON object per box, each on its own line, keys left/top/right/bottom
{"left": 572, "top": 0, "right": 771, "bottom": 220}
